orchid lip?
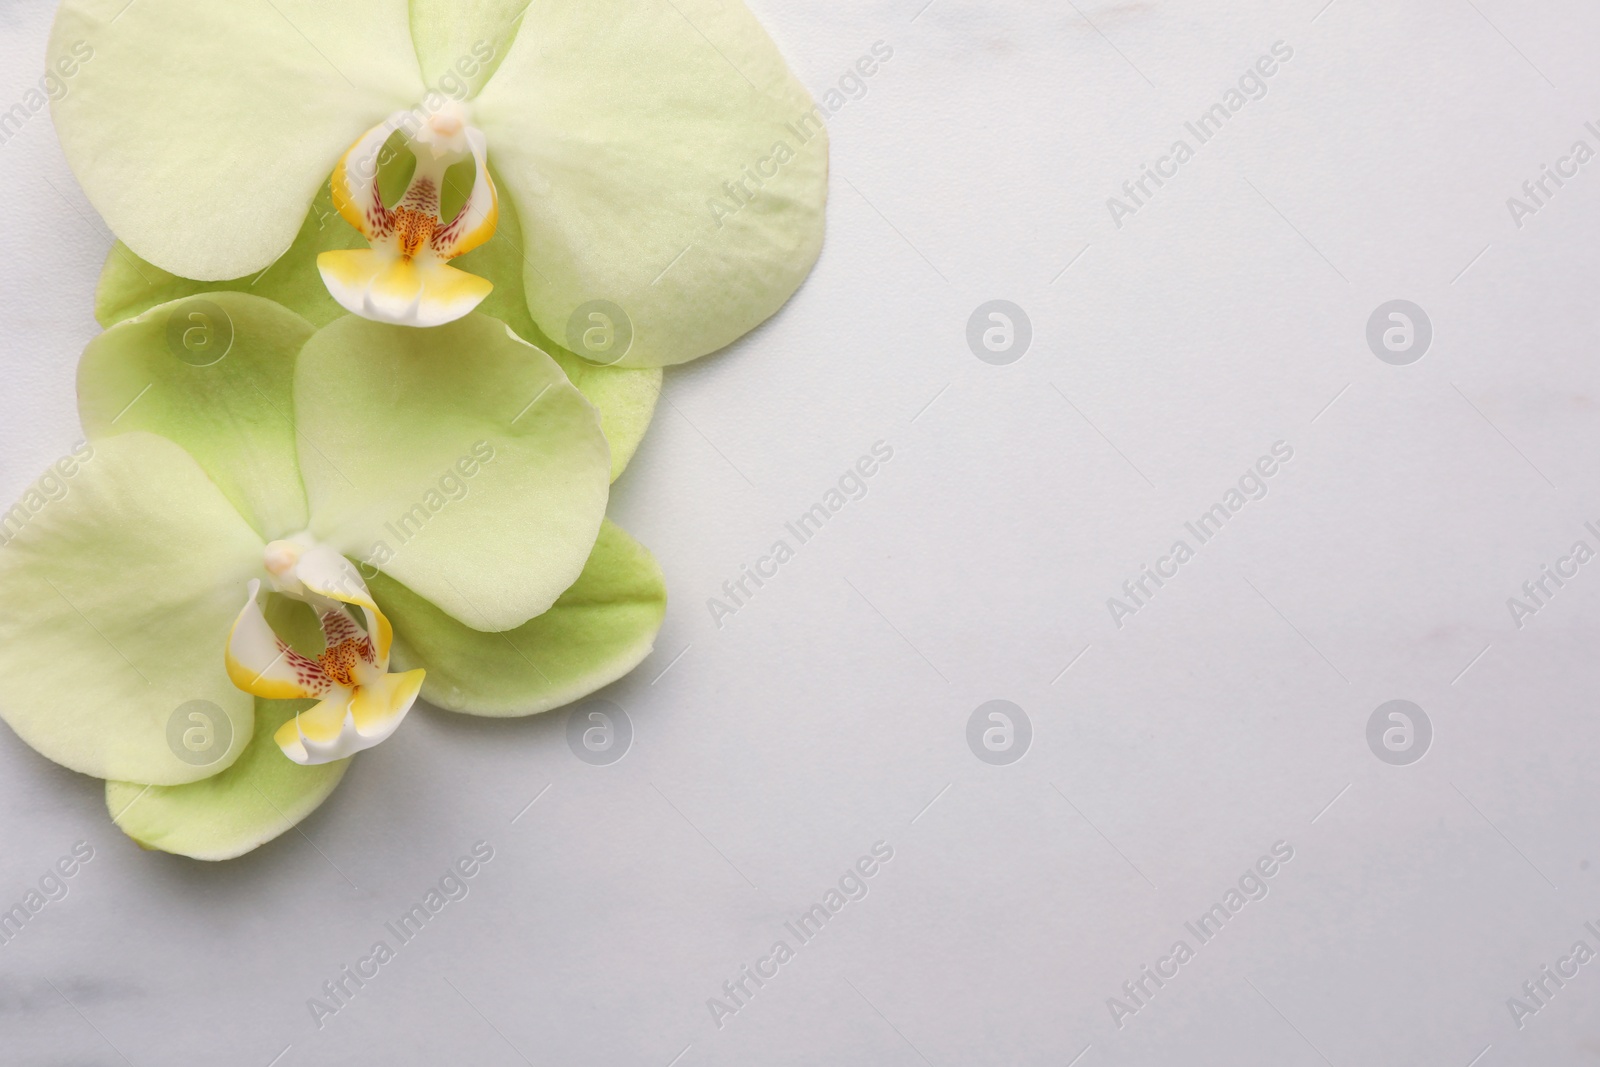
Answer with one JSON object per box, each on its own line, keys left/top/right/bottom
{"left": 317, "top": 103, "right": 500, "bottom": 329}
{"left": 225, "top": 538, "right": 424, "bottom": 765}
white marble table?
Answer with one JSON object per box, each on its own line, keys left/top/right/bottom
{"left": 3, "top": 1, "right": 1598, "bottom": 1063}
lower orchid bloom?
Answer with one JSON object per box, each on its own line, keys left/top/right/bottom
{"left": 0, "top": 293, "right": 666, "bottom": 860}
{"left": 49, "top": 0, "right": 828, "bottom": 363}
{"left": 228, "top": 542, "right": 422, "bottom": 765}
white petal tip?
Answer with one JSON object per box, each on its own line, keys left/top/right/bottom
{"left": 318, "top": 251, "right": 490, "bottom": 328}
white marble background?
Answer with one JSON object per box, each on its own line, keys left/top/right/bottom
{"left": 4, "top": 0, "right": 1600, "bottom": 1064}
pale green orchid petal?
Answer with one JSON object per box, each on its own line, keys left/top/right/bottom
{"left": 0, "top": 434, "right": 262, "bottom": 785}
{"left": 472, "top": 0, "right": 828, "bottom": 367}
{"left": 94, "top": 186, "right": 364, "bottom": 332}
{"left": 106, "top": 697, "right": 351, "bottom": 861}
{"left": 49, "top": 0, "right": 423, "bottom": 280}
{"left": 77, "top": 293, "right": 316, "bottom": 542}
{"left": 370, "top": 519, "right": 665, "bottom": 715}
{"left": 408, "top": 0, "right": 525, "bottom": 99}
{"left": 294, "top": 314, "right": 610, "bottom": 632}
{"left": 95, "top": 182, "right": 661, "bottom": 483}
{"left": 454, "top": 170, "right": 661, "bottom": 481}
{"left": 548, "top": 348, "right": 659, "bottom": 482}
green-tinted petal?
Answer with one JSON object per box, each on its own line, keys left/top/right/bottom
{"left": 295, "top": 314, "right": 610, "bottom": 631}
{"left": 473, "top": 0, "right": 828, "bottom": 367}
{"left": 0, "top": 434, "right": 262, "bottom": 785}
{"left": 95, "top": 176, "right": 661, "bottom": 483}
{"left": 547, "top": 348, "right": 659, "bottom": 482}
{"left": 453, "top": 178, "right": 662, "bottom": 481}
{"left": 408, "top": 0, "right": 524, "bottom": 99}
{"left": 370, "top": 519, "right": 665, "bottom": 715}
{"left": 78, "top": 293, "right": 315, "bottom": 542}
{"left": 49, "top": 0, "right": 422, "bottom": 280}
{"left": 94, "top": 185, "right": 365, "bottom": 331}
{"left": 106, "top": 698, "right": 350, "bottom": 861}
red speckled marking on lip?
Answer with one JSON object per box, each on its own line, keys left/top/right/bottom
{"left": 278, "top": 641, "right": 333, "bottom": 696}
{"left": 319, "top": 609, "right": 365, "bottom": 649}
{"left": 264, "top": 609, "right": 377, "bottom": 695}
{"left": 317, "top": 638, "right": 366, "bottom": 687}
{"left": 392, "top": 206, "right": 439, "bottom": 261}
{"left": 399, "top": 176, "right": 440, "bottom": 216}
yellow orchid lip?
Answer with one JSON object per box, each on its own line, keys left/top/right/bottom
{"left": 318, "top": 102, "right": 499, "bottom": 328}
{"left": 226, "top": 541, "right": 424, "bottom": 765}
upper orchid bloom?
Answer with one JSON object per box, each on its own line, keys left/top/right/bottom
{"left": 0, "top": 294, "right": 666, "bottom": 859}
{"left": 48, "top": 0, "right": 828, "bottom": 364}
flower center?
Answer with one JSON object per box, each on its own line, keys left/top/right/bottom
{"left": 263, "top": 538, "right": 303, "bottom": 578}
{"left": 393, "top": 203, "right": 440, "bottom": 262}
{"left": 316, "top": 101, "right": 500, "bottom": 327}
{"left": 225, "top": 543, "right": 424, "bottom": 766}
{"left": 412, "top": 100, "right": 471, "bottom": 159}
{"left": 263, "top": 534, "right": 318, "bottom": 596}
{"left": 317, "top": 637, "right": 370, "bottom": 687}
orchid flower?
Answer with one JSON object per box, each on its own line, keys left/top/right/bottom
{"left": 94, "top": 173, "right": 665, "bottom": 484}
{"left": 227, "top": 544, "right": 423, "bottom": 766}
{"left": 49, "top": 0, "right": 828, "bottom": 364}
{"left": 0, "top": 294, "right": 666, "bottom": 860}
